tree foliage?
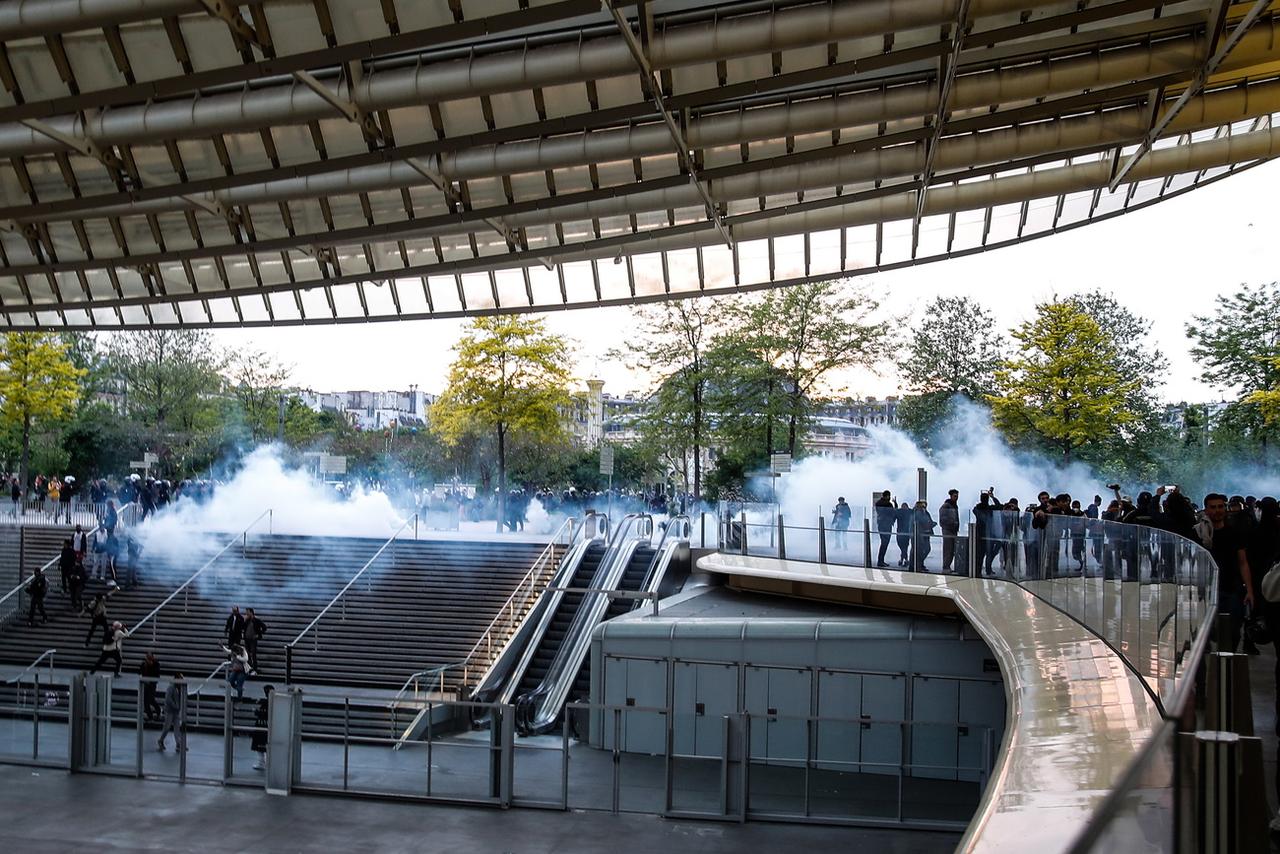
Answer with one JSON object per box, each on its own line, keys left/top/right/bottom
{"left": 432, "top": 316, "right": 572, "bottom": 530}
{"left": 989, "top": 300, "right": 1141, "bottom": 463}
{"left": 227, "top": 349, "right": 293, "bottom": 442}
{"left": 0, "top": 332, "right": 85, "bottom": 485}
{"left": 106, "top": 330, "right": 224, "bottom": 432}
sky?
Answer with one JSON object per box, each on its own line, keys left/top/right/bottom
{"left": 208, "top": 158, "right": 1280, "bottom": 404}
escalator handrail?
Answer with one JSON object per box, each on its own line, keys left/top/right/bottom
{"left": 638, "top": 514, "right": 690, "bottom": 597}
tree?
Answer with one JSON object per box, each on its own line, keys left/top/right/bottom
{"left": 727, "top": 280, "right": 887, "bottom": 456}
{"left": 1187, "top": 282, "right": 1280, "bottom": 454}
{"left": 897, "top": 296, "right": 1005, "bottom": 446}
{"left": 226, "top": 349, "right": 293, "bottom": 443}
{"left": 1248, "top": 358, "right": 1280, "bottom": 425}
{"left": 106, "top": 330, "right": 224, "bottom": 433}
{"left": 621, "top": 299, "right": 722, "bottom": 500}
{"left": 989, "top": 300, "right": 1141, "bottom": 463}
{"left": 431, "top": 316, "right": 572, "bottom": 532}
{"left": 0, "top": 332, "right": 85, "bottom": 489}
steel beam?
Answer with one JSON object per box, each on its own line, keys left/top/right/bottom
{"left": 1109, "top": 0, "right": 1274, "bottom": 190}
{"left": 605, "top": 1, "right": 735, "bottom": 250}
{"left": 914, "top": 0, "right": 971, "bottom": 237}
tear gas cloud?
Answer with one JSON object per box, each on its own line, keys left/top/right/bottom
{"left": 775, "top": 398, "right": 1279, "bottom": 524}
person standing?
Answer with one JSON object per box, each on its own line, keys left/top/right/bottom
{"left": 874, "top": 491, "right": 895, "bottom": 568}
{"left": 222, "top": 644, "right": 250, "bottom": 699}
{"left": 1196, "top": 493, "right": 1256, "bottom": 653}
{"left": 58, "top": 539, "right": 76, "bottom": 594}
{"left": 103, "top": 500, "right": 118, "bottom": 537}
{"left": 910, "top": 500, "right": 935, "bottom": 570}
{"left": 59, "top": 475, "right": 75, "bottom": 524}
{"left": 25, "top": 567, "right": 49, "bottom": 626}
{"left": 251, "top": 684, "right": 274, "bottom": 770}
{"left": 939, "top": 490, "right": 960, "bottom": 572}
{"left": 90, "top": 621, "right": 126, "bottom": 677}
{"left": 9, "top": 476, "right": 19, "bottom": 517}
{"left": 830, "top": 497, "right": 851, "bottom": 551}
{"left": 68, "top": 558, "right": 86, "bottom": 613}
{"left": 972, "top": 492, "right": 997, "bottom": 575}
{"left": 91, "top": 527, "right": 109, "bottom": 580}
{"left": 243, "top": 608, "right": 267, "bottom": 674}
{"left": 158, "top": 674, "right": 187, "bottom": 752}
{"left": 139, "top": 652, "right": 162, "bottom": 722}
{"left": 224, "top": 606, "right": 245, "bottom": 648}
{"left": 1085, "top": 494, "right": 1103, "bottom": 569}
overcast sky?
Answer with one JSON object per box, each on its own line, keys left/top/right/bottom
{"left": 209, "top": 158, "right": 1280, "bottom": 405}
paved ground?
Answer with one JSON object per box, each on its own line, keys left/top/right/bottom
{"left": 0, "top": 763, "right": 957, "bottom": 853}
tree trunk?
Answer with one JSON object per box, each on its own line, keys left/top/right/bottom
{"left": 496, "top": 424, "right": 506, "bottom": 534}
{"left": 765, "top": 375, "right": 774, "bottom": 457}
{"left": 692, "top": 380, "right": 702, "bottom": 501}
{"left": 18, "top": 412, "right": 30, "bottom": 500}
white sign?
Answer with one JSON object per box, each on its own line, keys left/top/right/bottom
{"left": 320, "top": 454, "right": 348, "bottom": 475}
{"left": 770, "top": 453, "right": 792, "bottom": 474}
{"left": 128, "top": 460, "right": 147, "bottom": 470}
{"left": 599, "top": 444, "right": 615, "bottom": 477}
{"left": 143, "top": 452, "right": 158, "bottom": 464}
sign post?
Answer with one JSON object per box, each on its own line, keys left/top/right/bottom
{"left": 769, "top": 454, "right": 791, "bottom": 546}
{"left": 600, "top": 444, "right": 615, "bottom": 520}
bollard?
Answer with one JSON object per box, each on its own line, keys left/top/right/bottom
{"left": 777, "top": 514, "right": 786, "bottom": 560}
{"left": 968, "top": 522, "right": 978, "bottom": 578}
{"left": 1205, "top": 651, "right": 1254, "bottom": 736}
{"left": 740, "top": 512, "right": 748, "bottom": 555}
{"left": 817, "top": 515, "right": 827, "bottom": 564}
{"left": 1178, "top": 730, "right": 1269, "bottom": 854}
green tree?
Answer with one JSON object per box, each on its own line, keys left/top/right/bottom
{"left": 431, "top": 316, "right": 572, "bottom": 532}
{"left": 897, "top": 296, "right": 1005, "bottom": 447}
{"left": 989, "top": 300, "right": 1141, "bottom": 463}
{"left": 226, "top": 349, "right": 293, "bottom": 443}
{"left": 106, "top": 330, "right": 225, "bottom": 433}
{"left": 1186, "top": 281, "right": 1280, "bottom": 454}
{"left": 0, "top": 332, "right": 85, "bottom": 489}
{"left": 1248, "top": 357, "right": 1280, "bottom": 425}
{"left": 622, "top": 299, "right": 722, "bottom": 499}
{"left": 727, "top": 281, "right": 887, "bottom": 456}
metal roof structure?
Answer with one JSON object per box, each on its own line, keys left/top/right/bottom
{"left": 0, "top": 0, "right": 1277, "bottom": 329}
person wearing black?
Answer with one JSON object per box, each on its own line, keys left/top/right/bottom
{"left": 59, "top": 475, "right": 75, "bottom": 524}
{"left": 139, "top": 652, "right": 162, "bottom": 722}
{"left": 68, "top": 558, "right": 86, "bottom": 613}
{"left": 874, "top": 491, "right": 895, "bottom": 568}
{"left": 972, "top": 492, "right": 998, "bottom": 575}
{"left": 224, "top": 606, "right": 245, "bottom": 647}
{"left": 894, "top": 502, "right": 913, "bottom": 567}
{"left": 910, "top": 500, "right": 935, "bottom": 570}
{"left": 1197, "top": 493, "right": 1256, "bottom": 653}
{"left": 251, "top": 684, "right": 274, "bottom": 770}
{"left": 25, "top": 567, "right": 48, "bottom": 626}
{"left": 58, "top": 539, "right": 76, "bottom": 594}
{"left": 84, "top": 592, "right": 112, "bottom": 647}
{"left": 243, "top": 608, "right": 267, "bottom": 673}
{"left": 9, "top": 476, "right": 19, "bottom": 517}
{"left": 830, "top": 497, "right": 852, "bottom": 551}
{"left": 939, "top": 490, "right": 961, "bottom": 573}
{"left": 1026, "top": 491, "right": 1051, "bottom": 578}
{"left": 90, "top": 621, "right": 126, "bottom": 677}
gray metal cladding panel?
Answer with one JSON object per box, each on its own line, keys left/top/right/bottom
{"left": 744, "top": 666, "right": 811, "bottom": 763}
{"left": 829, "top": 637, "right": 912, "bottom": 673}
{"left": 815, "top": 670, "right": 861, "bottom": 771}
{"left": 859, "top": 674, "right": 904, "bottom": 777}
{"left": 958, "top": 680, "right": 1006, "bottom": 784}
{"left": 672, "top": 661, "right": 738, "bottom": 759}
{"left": 911, "top": 676, "right": 960, "bottom": 782}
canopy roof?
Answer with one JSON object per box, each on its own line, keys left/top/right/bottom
{"left": 0, "top": 0, "right": 1277, "bottom": 328}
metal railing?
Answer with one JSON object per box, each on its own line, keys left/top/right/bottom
{"left": 284, "top": 513, "right": 419, "bottom": 683}
{"left": 126, "top": 509, "right": 273, "bottom": 644}
{"left": 389, "top": 516, "right": 578, "bottom": 706}
{"left": 4, "top": 648, "right": 56, "bottom": 685}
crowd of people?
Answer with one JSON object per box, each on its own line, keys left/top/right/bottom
{"left": 842, "top": 484, "right": 1279, "bottom": 651}
{"left": 4, "top": 471, "right": 219, "bottom": 522}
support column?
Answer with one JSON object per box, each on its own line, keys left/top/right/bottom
{"left": 265, "top": 687, "right": 303, "bottom": 795}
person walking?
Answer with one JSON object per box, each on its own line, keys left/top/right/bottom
{"left": 59, "top": 475, "right": 75, "bottom": 524}
{"left": 102, "top": 500, "right": 118, "bottom": 537}
{"left": 9, "top": 476, "right": 19, "bottom": 517}
{"left": 251, "top": 684, "right": 274, "bottom": 770}
{"left": 158, "top": 674, "right": 187, "bottom": 752}
{"left": 139, "top": 652, "right": 162, "bottom": 722}
{"left": 874, "top": 491, "right": 895, "bottom": 567}
{"left": 939, "top": 490, "right": 960, "bottom": 572}
{"left": 68, "top": 558, "right": 86, "bottom": 613}
{"left": 84, "top": 592, "right": 112, "bottom": 647}
{"left": 1195, "top": 493, "right": 1256, "bottom": 653}
{"left": 224, "top": 606, "right": 245, "bottom": 647}
{"left": 242, "top": 608, "right": 267, "bottom": 674}
{"left": 90, "top": 621, "right": 126, "bottom": 677}
{"left": 895, "top": 502, "right": 913, "bottom": 567}
{"left": 25, "top": 567, "right": 49, "bottom": 626}
{"left": 830, "top": 497, "right": 852, "bottom": 551}
{"left": 222, "top": 644, "right": 250, "bottom": 700}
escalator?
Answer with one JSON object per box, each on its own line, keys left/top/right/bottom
{"left": 511, "top": 540, "right": 607, "bottom": 703}
{"left": 562, "top": 543, "right": 655, "bottom": 702}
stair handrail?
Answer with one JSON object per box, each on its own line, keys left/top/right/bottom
{"left": 4, "top": 648, "right": 56, "bottom": 684}
{"left": 641, "top": 514, "right": 690, "bottom": 592}
{"left": 284, "top": 513, "right": 419, "bottom": 680}
{"left": 126, "top": 508, "right": 273, "bottom": 642}
{"left": 186, "top": 658, "right": 231, "bottom": 698}
{"left": 388, "top": 515, "right": 578, "bottom": 705}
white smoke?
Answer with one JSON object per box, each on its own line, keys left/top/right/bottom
{"left": 778, "top": 399, "right": 1106, "bottom": 525}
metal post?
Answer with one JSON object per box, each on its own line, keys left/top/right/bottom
{"left": 1206, "top": 652, "right": 1254, "bottom": 736}
{"left": 1181, "top": 730, "right": 1269, "bottom": 854}
{"left": 134, "top": 686, "right": 143, "bottom": 776}
{"left": 285, "top": 646, "right": 292, "bottom": 685}
{"left": 178, "top": 690, "right": 187, "bottom": 783}
{"left": 968, "top": 522, "right": 978, "bottom": 578}
{"left": 817, "top": 515, "right": 827, "bottom": 564}
{"left": 343, "top": 699, "right": 350, "bottom": 790}
{"left": 426, "top": 701, "right": 433, "bottom": 795}
{"left": 720, "top": 715, "right": 730, "bottom": 816}
{"left": 612, "top": 708, "right": 622, "bottom": 814}
{"left": 700, "top": 512, "right": 706, "bottom": 549}
{"left": 863, "top": 518, "right": 872, "bottom": 568}
{"left": 222, "top": 685, "right": 233, "bottom": 781}
{"left": 740, "top": 512, "right": 748, "bottom": 555}
{"left": 776, "top": 514, "right": 786, "bottom": 560}
{"left": 561, "top": 713, "right": 571, "bottom": 810}
{"left": 33, "top": 673, "right": 40, "bottom": 761}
